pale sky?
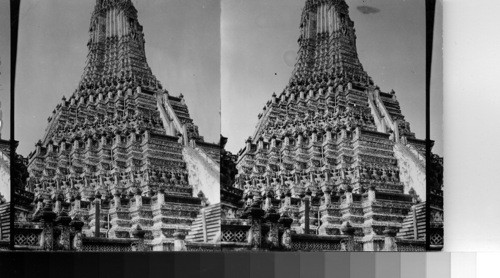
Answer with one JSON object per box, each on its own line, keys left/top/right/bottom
{"left": 221, "top": 0, "right": 443, "bottom": 156}
{"left": 0, "top": 0, "right": 10, "bottom": 141}
{"left": 15, "top": 0, "right": 221, "bottom": 156}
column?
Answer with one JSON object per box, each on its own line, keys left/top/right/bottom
{"left": 107, "top": 192, "right": 121, "bottom": 238}
{"left": 318, "top": 185, "right": 339, "bottom": 236}
{"left": 383, "top": 227, "right": 398, "bottom": 251}
{"left": 173, "top": 230, "right": 187, "bottom": 251}
{"left": 108, "top": 9, "right": 111, "bottom": 37}
{"left": 40, "top": 203, "right": 57, "bottom": 251}
{"left": 322, "top": 5, "right": 326, "bottom": 33}
{"left": 114, "top": 8, "right": 118, "bottom": 37}
{"left": 70, "top": 217, "right": 84, "bottom": 251}
{"left": 242, "top": 200, "right": 265, "bottom": 250}
{"left": 122, "top": 11, "right": 125, "bottom": 37}
{"left": 117, "top": 9, "right": 120, "bottom": 37}
{"left": 120, "top": 11, "right": 123, "bottom": 38}
{"left": 318, "top": 5, "right": 322, "bottom": 33}
{"left": 132, "top": 225, "right": 148, "bottom": 251}
{"left": 263, "top": 194, "right": 280, "bottom": 249}
{"left": 325, "top": 6, "right": 330, "bottom": 32}
{"left": 55, "top": 212, "right": 72, "bottom": 250}
{"left": 333, "top": 7, "right": 338, "bottom": 32}
{"left": 278, "top": 213, "right": 293, "bottom": 250}
{"left": 110, "top": 8, "right": 114, "bottom": 37}
{"left": 362, "top": 186, "right": 377, "bottom": 251}
{"left": 340, "top": 222, "right": 356, "bottom": 251}
{"left": 124, "top": 12, "right": 127, "bottom": 36}
{"left": 104, "top": 12, "right": 109, "bottom": 38}
{"left": 317, "top": 9, "right": 320, "bottom": 34}
{"left": 112, "top": 8, "right": 115, "bottom": 37}
{"left": 97, "top": 17, "right": 100, "bottom": 42}
{"left": 94, "top": 196, "right": 101, "bottom": 237}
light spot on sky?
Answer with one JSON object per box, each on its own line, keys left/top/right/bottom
{"left": 283, "top": 50, "right": 297, "bottom": 68}
{"left": 357, "top": 5, "right": 380, "bottom": 15}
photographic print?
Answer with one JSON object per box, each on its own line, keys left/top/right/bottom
{"left": 220, "top": 0, "right": 443, "bottom": 251}
{"left": 0, "top": 0, "right": 11, "bottom": 251}
{"left": 13, "top": 0, "right": 221, "bottom": 252}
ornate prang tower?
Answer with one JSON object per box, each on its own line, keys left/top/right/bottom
{"left": 222, "top": 0, "right": 440, "bottom": 251}
{"left": 16, "top": 0, "right": 220, "bottom": 251}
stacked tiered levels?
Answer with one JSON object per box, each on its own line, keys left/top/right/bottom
{"left": 225, "top": 0, "right": 429, "bottom": 251}
{"left": 18, "top": 0, "right": 217, "bottom": 251}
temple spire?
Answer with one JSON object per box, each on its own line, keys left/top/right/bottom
{"left": 291, "top": 0, "right": 372, "bottom": 86}
{"left": 80, "top": 0, "right": 160, "bottom": 90}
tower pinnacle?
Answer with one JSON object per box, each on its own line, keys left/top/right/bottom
{"left": 291, "top": 0, "right": 372, "bottom": 86}
{"left": 80, "top": 0, "right": 160, "bottom": 91}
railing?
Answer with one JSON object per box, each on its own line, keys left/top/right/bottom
{"left": 156, "top": 92, "right": 188, "bottom": 144}
{"left": 290, "top": 234, "right": 345, "bottom": 251}
{"left": 396, "top": 239, "right": 426, "bottom": 252}
{"left": 221, "top": 228, "right": 248, "bottom": 243}
{"left": 82, "top": 237, "right": 143, "bottom": 252}
{"left": 394, "top": 142, "right": 425, "bottom": 173}
{"left": 185, "top": 242, "right": 221, "bottom": 252}
{"left": 0, "top": 240, "right": 9, "bottom": 251}
{"left": 182, "top": 145, "right": 220, "bottom": 204}
{"left": 14, "top": 228, "right": 43, "bottom": 250}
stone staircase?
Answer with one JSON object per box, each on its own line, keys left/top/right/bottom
{"left": 186, "top": 204, "right": 221, "bottom": 243}
{"left": 182, "top": 145, "right": 220, "bottom": 205}
{"left": 0, "top": 203, "right": 9, "bottom": 240}
{"left": 394, "top": 142, "right": 427, "bottom": 202}
{"left": 397, "top": 202, "right": 426, "bottom": 240}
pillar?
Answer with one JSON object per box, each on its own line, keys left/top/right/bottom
{"left": 132, "top": 225, "right": 147, "bottom": 252}
{"left": 263, "top": 195, "right": 280, "bottom": 249}
{"left": 242, "top": 200, "right": 265, "bottom": 250}
{"left": 55, "top": 211, "right": 72, "bottom": 250}
{"left": 173, "top": 231, "right": 186, "bottom": 252}
{"left": 340, "top": 222, "right": 356, "bottom": 251}
{"left": 383, "top": 227, "right": 398, "bottom": 251}
{"left": 318, "top": 185, "right": 339, "bottom": 235}
{"left": 39, "top": 203, "right": 57, "bottom": 251}
{"left": 278, "top": 213, "right": 293, "bottom": 251}
{"left": 70, "top": 217, "right": 84, "bottom": 251}
{"left": 94, "top": 195, "right": 101, "bottom": 238}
